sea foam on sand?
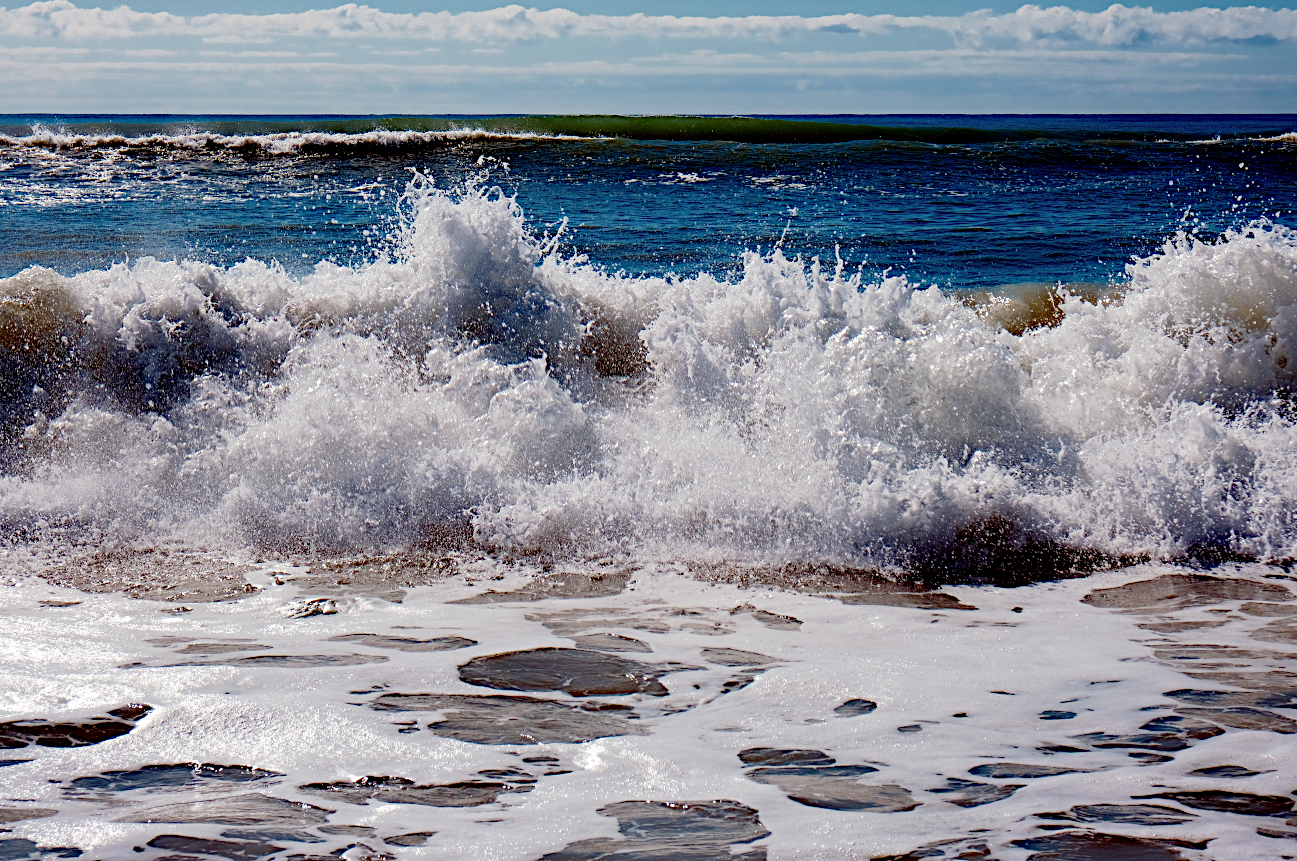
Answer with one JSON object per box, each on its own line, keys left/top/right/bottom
{"left": 1, "top": 557, "right": 1296, "bottom": 859}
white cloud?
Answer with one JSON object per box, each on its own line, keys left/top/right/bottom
{"left": 1, "top": 2, "right": 1294, "bottom": 47}
{"left": 0, "top": 0, "right": 184, "bottom": 39}
{"left": 0, "top": 46, "right": 1287, "bottom": 112}
{"left": 945, "top": 5, "right": 1297, "bottom": 46}
{"left": 0, "top": 41, "right": 85, "bottom": 54}
{"left": 201, "top": 34, "right": 273, "bottom": 44}
{"left": 200, "top": 49, "right": 298, "bottom": 57}
{"left": 0, "top": 45, "right": 1257, "bottom": 82}
{"left": 0, "top": 2, "right": 1291, "bottom": 113}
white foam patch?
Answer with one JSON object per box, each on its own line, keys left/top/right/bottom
{"left": 3, "top": 562, "right": 1294, "bottom": 859}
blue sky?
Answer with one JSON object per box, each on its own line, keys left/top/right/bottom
{"left": 1, "top": 1, "right": 1294, "bottom": 114}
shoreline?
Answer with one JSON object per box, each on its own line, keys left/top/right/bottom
{"left": 2, "top": 558, "right": 1295, "bottom": 859}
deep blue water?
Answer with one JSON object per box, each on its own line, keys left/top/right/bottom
{"left": 0, "top": 114, "right": 1294, "bottom": 289}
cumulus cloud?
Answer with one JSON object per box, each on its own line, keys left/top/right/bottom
{"left": 950, "top": 4, "right": 1297, "bottom": 45}
{"left": 1, "top": 1, "right": 1295, "bottom": 46}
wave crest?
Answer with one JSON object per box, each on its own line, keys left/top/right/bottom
{"left": 0, "top": 123, "right": 595, "bottom": 155}
{"left": 3, "top": 175, "right": 1297, "bottom": 572}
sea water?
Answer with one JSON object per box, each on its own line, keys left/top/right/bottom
{"left": 1, "top": 115, "right": 1297, "bottom": 860}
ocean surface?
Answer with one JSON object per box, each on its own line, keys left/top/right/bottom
{"left": 2, "top": 114, "right": 1297, "bottom": 860}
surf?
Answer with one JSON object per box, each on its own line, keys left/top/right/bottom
{"left": 4, "top": 114, "right": 1294, "bottom": 154}
{"left": 1, "top": 172, "right": 1295, "bottom": 579}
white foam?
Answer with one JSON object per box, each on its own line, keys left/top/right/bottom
{"left": 3, "top": 561, "right": 1293, "bottom": 858}
{"left": 3, "top": 176, "right": 1297, "bottom": 564}
{"left": 0, "top": 123, "right": 597, "bottom": 155}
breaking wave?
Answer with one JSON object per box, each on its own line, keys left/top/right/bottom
{"left": 0, "top": 124, "right": 594, "bottom": 155}
{"left": 3, "top": 172, "right": 1297, "bottom": 576}
{"left": 5, "top": 115, "right": 1293, "bottom": 154}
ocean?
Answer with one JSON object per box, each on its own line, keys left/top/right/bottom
{"left": 1, "top": 114, "right": 1297, "bottom": 860}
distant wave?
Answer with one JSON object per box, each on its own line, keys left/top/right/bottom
{"left": 3, "top": 116, "right": 1289, "bottom": 152}
{"left": 0, "top": 124, "right": 597, "bottom": 155}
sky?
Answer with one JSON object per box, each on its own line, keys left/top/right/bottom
{"left": 0, "top": 1, "right": 1294, "bottom": 114}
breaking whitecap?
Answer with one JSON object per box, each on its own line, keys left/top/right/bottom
{"left": 2, "top": 172, "right": 1297, "bottom": 577}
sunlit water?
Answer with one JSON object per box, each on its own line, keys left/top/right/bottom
{"left": 1, "top": 115, "right": 1296, "bottom": 860}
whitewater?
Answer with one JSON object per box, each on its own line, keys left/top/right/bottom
{"left": 2, "top": 115, "right": 1297, "bottom": 861}
{"left": 3, "top": 173, "right": 1297, "bottom": 568}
